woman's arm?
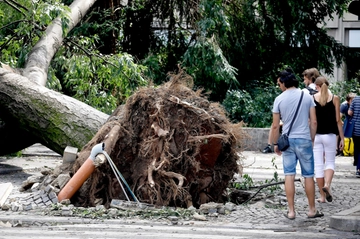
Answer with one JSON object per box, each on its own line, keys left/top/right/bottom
{"left": 334, "top": 95, "right": 344, "bottom": 150}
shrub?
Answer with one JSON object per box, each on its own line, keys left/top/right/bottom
{"left": 222, "top": 84, "right": 280, "bottom": 127}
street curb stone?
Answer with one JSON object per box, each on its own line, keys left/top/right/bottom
{"left": 329, "top": 204, "right": 360, "bottom": 232}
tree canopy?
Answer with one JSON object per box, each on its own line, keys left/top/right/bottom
{"left": 0, "top": 0, "right": 356, "bottom": 108}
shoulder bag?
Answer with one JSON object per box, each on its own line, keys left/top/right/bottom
{"left": 277, "top": 91, "right": 304, "bottom": 151}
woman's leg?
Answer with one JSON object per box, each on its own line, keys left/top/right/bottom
{"left": 323, "top": 134, "right": 337, "bottom": 201}
{"left": 313, "top": 135, "right": 325, "bottom": 202}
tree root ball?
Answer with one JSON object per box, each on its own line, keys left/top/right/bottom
{"left": 70, "top": 71, "right": 244, "bottom": 208}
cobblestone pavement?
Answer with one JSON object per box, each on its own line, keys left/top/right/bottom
{"left": 0, "top": 145, "right": 359, "bottom": 238}
{"left": 237, "top": 151, "right": 360, "bottom": 227}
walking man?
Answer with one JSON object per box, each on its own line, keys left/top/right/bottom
{"left": 271, "top": 70, "right": 323, "bottom": 219}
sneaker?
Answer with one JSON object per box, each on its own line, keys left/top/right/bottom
{"left": 356, "top": 171, "right": 360, "bottom": 178}
{"left": 262, "top": 145, "right": 272, "bottom": 154}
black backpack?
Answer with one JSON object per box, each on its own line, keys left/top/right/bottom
{"left": 307, "top": 87, "right": 318, "bottom": 95}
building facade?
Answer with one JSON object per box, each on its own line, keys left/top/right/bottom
{"left": 325, "top": 1, "right": 360, "bottom": 81}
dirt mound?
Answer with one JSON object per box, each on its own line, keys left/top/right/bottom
{"left": 69, "top": 71, "right": 244, "bottom": 208}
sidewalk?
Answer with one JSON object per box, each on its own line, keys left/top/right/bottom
{"left": 0, "top": 144, "right": 359, "bottom": 233}
{"left": 240, "top": 150, "right": 360, "bottom": 232}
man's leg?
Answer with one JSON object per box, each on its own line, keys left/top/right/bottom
{"left": 353, "top": 136, "right": 360, "bottom": 177}
{"left": 284, "top": 175, "right": 295, "bottom": 218}
{"left": 304, "top": 177, "right": 316, "bottom": 216}
{"left": 296, "top": 138, "right": 322, "bottom": 217}
{"left": 315, "top": 177, "right": 325, "bottom": 202}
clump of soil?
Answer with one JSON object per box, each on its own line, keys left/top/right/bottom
{"left": 70, "top": 71, "right": 244, "bottom": 208}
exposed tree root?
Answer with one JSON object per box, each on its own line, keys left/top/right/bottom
{"left": 63, "top": 70, "right": 244, "bottom": 209}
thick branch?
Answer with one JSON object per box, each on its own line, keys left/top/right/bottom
{"left": 23, "top": 0, "right": 98, "bottom": 86}
{"left": 3, "top": 0, "right": 27, "bottom": 17}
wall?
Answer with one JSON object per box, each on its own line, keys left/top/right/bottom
{"left": 241, "top": 128, "right": 270, "bottom": 152}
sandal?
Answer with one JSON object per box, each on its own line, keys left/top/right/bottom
{"left": 316, "top": 198, "right": 326, "bottom": 203}
{"left": 307, "top": 210, "right": 324, "bottom": 218}
{"left": 284, "top": 211, "right": 295, "bottom": 220}
{"left": 322, "top": 187, "right": 333, "bottom": 202}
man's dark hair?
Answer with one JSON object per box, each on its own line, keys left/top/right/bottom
{"left": 279, "top": 70, "right": 299, "bottom": 88}
{"left": 277, "top": 67, "right": 293, "bottom": 78}
{"left": 346, "top": 93, "right": 356, "bottom": 102}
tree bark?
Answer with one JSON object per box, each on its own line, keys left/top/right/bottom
{"left": 0, "top": 69, "right": 108, "bottom": 156}
{"left": 0, "top": 0, "right": 100, "bottom": 155}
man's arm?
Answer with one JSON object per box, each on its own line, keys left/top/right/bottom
{"left": 271, "top": 113, "right": 281, "bottom": 155}
{"left": 309, "top": 107, "right": 317, "bottom": 142}
{"left": 348, "top": 97, "right": 355, "bottom": 116}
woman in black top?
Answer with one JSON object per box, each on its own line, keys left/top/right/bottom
{"left": 313, "top": 76, "right": 344, "bottom": 203}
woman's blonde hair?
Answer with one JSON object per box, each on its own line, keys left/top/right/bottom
{"left": 314, "top": 76, "right": 330, "bottom": 106}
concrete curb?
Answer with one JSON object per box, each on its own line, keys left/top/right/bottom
{"left": 0, "top": 213, "right": 292, "bottom": 230}
{"left": 329, "top": 204, "right": 360, "bottom": 232}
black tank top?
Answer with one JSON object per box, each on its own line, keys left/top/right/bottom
{"left": 314, "top": 95, "right": 339, "bottom": 135}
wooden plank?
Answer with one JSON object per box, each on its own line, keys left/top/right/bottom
{"left": 0, "top": 182, "right": 13, "bottom": 207}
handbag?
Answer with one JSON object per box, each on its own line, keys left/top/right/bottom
{"left": 277, "top": 91, "right": 304, "bottom": 151}
{"left": 343, "top": 117, "right": 355, "bottom": 138}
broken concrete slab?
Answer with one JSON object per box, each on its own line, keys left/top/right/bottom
{"left": 62, "top": 146, "right": 78, "bottom": 165}
{"left": 0, "top": 183, "right": 13, "bottom": 207}
{"left": 22, "top": 143, "right": 61, "bottom": 157}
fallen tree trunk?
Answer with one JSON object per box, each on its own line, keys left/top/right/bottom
{"left": 0, "top": 0, "right": 100, "bottom": 155}
{"left": 0, "top": 69, "right": 108, "bottom": 155}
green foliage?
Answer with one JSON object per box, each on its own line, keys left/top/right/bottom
{"left": 228, "top": 156, "right": 283, "bottom": 205}
{"left": 180, "top": 0, "right": 238, "bottom": 101}
{"left": 5, "top": 151, "right": 22, "bottom": 157}
{"left": 265, "top": 157, "right": 282, "bottom": 193}
{"left": 0, "top": 0, "right": 148, "bottom": 114}
{"left": 182, "top": 36, "right": 238, "bottom": 100}
{"left": 0, "top": 0, "right": 70, "bottom": 68}
{"left": 50, "top": 36, "right": 148, "bottom": 114}
{"left": 198, "top": 0, "right": 353, "bottom": 88}
{"left": 197, "top": 0, "right": 230, "bottom": 39}
{"left": 329, "top": 78, "right": 360, "bottom": 102}
{"left": 222, "top": 82, "right": 281, "bottom": 127}
{"left": 231, "top": 174, "right": 254, "bottom": 190}
{"left": 1, "top": 0, "right": 357, "bottom": 117}
{"left": 141, "top": 52, "right": 168, "bottom": 85}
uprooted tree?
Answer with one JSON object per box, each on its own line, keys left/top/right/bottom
{"left": 0, "top": 0, "right": 244, "bottom": 208}
{"left": 70, "top": 72, "right": 243, "bottom": 208}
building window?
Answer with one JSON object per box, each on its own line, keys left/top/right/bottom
{"left": 346, "top": 30, "right": 360, "bottom": 80}
{"left": 349, "top": 30, "right": 360, "bottom": 47}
